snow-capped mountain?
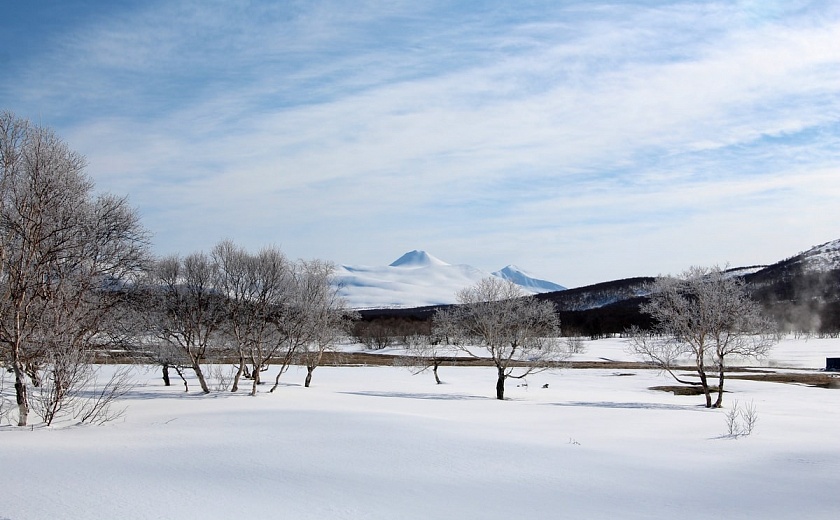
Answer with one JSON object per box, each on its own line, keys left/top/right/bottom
{"left": 334, "top": 250, "right": 564, "bottom": 309}
{"left": 492, "top": 265, "right": 566, "bottom": 292}
{"left": 388, "top": 250, "right": 450, "bottom": 268}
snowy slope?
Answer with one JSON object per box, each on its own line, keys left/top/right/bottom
{"left": 493, "top": 265, "right": 566, "bottom": 292}
{"left": 388, "top": 250, "right": 449, "bottom": 268}
{"left": 335, "top": 250, "right": 564, "bottom": 309}
{"left": 795, "top": 238, "right": 840, "bottom": 272}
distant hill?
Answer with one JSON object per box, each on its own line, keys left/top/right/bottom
{"left": 745, "top": 239, "right": 840, "bottom": 334}
{"left": 354, "top": 239, "right": 840, "bottom": 338}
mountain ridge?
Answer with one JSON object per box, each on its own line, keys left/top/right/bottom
{"left": 493, "top": 265, "right": 566, "bottom": 292}
{"left": 335, "top": 250, "right": 564, "bottom": 309}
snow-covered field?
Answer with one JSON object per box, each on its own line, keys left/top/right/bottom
{"left": 2, "top": 337, "right": 840, "bottom": 519}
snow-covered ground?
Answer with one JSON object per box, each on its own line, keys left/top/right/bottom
{"left": 2, "top": 336, "right": 840, "bottom": 519}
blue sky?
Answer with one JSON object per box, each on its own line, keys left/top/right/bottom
{"left": 2, "top": 0, "right": 839, "bottom": 287}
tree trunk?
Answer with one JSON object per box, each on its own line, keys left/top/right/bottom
{"left": 304, "top": 366, "right": 314, "bottom": 388}
{"left": 698, "top": 369, "right": 712, "bottom": 408}
{"left": 173, "top": 366, "right": 189, "bottom": 392}
{"left": 191, "top": 361, "right": 210, "bottom": 394}
{"left": 250, "top": 374, "right": 259, "bottom": 396}
{"left": 161, "top": 364, "right": 171, "bottom": 386}
{"left": 495, "top": 367, "right": 506, "bottom": 400}
{"left": 433, "top": 361, "right": 441, "bottom": 385}
{"left": 269, "top": 363, "right": 293, "bottom": 393}
{"left": 713, "top": 362, "right": 725, "bottom": 408}
{"left": 231, "top": 355, "right": 245, "bottom": 392}
{"left": 269, "top": 371, "right": 282, "bottom": 393}
{"left": 14, "top": 364, "right": 29, "bottom": 426}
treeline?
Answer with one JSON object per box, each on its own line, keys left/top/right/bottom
{"left": 132, "top": 242, "right": 357, "bottom": 396}
{"left": 353, "top": 277, "right": 658, "bottom": 344}
{"left": 355, "top": 296, "right": 654, "bottom": 344}
{"left": 354, "top": 266, "right": 840, "bottom": 344}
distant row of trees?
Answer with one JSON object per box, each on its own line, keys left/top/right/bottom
{"left": 140, "top": 241, "right": 356, "bottom": 396}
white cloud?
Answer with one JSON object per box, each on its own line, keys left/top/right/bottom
{"left": 3, "top": 0, "right": 839, "bottom": 287}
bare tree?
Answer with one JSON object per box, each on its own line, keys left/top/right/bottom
{"left": 628, "top": 266, "right": 777, "bottom": 408}
{"left": 434, "top": 277, "right": 566, "bottom": 400}
{"left": 146, "top": 253, "right": 225, "bottom": 394}
{"left": 143, "top": 337, "right": 192, "bottom": 391}
{"left": 267, "top": 261, "right": 318, "bottom": 392}
{"left": 213, "top": 241, "right": 291, "bottom": 395}
{"left": 0, "top": 111, "right": 150, "bottom": 426}
{"left": 30, "top": 345, "right": 134, "bottom": 426}
{"left": 402, "top": 333, "right": 448, "bottom": 384}
{"left": 30, "top": 343, "right": 89, "bottom": 425}
{"left": 293, "top": 259, "right": 356, "bottom": 388}
{"left": 73, "top": 365, "right": 134, "bottom": 425}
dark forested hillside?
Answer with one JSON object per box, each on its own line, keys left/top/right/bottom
{"left": 746, "top": 264, "right": 840, "bottom": 334}
{"left": 354, "top": 241, "right": 840, "bottom": 341}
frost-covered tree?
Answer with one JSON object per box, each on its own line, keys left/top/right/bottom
{"left": 628, "top": 265, "right": 777, "bottom": 408}
{"left": 147, "top": 253, "right": 225, "bottom": 394}
{"left": 434, "top": 278, "right": 566, "bottom": 400}
{"left": 268, "top": 259, "right": 355, "bottom": 391}
{"left": 0, "top": 111, "right": 150, "bottom": 425}
{"left": 292, "top": 259, "right": 356, "bottom": 387}
{"left": 401, "top": 332, "right": 448, "bottom": 384}
{"left": 213, "top": 241, "right": 291, "bottom": 395}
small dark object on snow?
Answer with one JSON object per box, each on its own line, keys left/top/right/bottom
{"left": 542, "top": 383, "right": 549, "bottom": 389}
{"left": 826, "top": 358, "right": 840, "bottom": 372}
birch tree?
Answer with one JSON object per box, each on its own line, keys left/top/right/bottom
{"left": 434, "top": 277, "right": 566, "bottom": 400}
{"left": 402, "top": 333, "right": 447, "bottom": 384}
{"left": 147, "top": 253, "right": 224, "bottom": 394}
{"left": 0, "top": 111, "right": 150, "bottom": 425}
{"left": 293, "top": 259, "right": 356, "bottom": 388}
{"left": 628, "top": 266, "right": 777, "bottom": 408}
{"left": 213, "top": 240, "right": 291, "bottom": 395}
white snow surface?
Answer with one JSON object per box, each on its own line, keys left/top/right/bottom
{"left": 2, "top": 336, "right": 840, "bottom": 519}
{"left": 335, "top": 250, "right": 564, "bottom": 309}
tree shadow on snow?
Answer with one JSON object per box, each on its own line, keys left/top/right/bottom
{"left": 546, "top": 401, "right": 705, "bottom": 412}
{"left": 339, "top": 390, "right": 489, "bottom": 401}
